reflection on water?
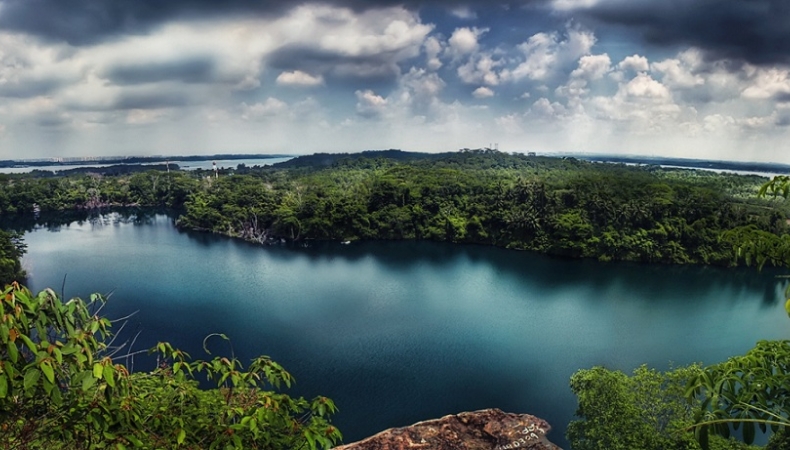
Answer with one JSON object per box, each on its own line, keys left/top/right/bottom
{"left": 19, "top": 214, "right": 790, "bottom": 448}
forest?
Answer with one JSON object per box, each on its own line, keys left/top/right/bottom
{"left": 2, "top": 150, "right": 790, "bottom": 449}
{"left": 1, "top": 149, "right": 788, "bottom": 270}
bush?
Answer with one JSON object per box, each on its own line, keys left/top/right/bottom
{"left": 0, "top": 283, "right": 341, "bottom": 449}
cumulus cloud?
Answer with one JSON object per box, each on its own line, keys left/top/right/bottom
{"left": 531, "top": 97, "right": 567, "bottom": 118}
{"left": 399, "top": 67, "right": 446, "bottom": 110}
{"left": 458, "top": 53, "right": 504, "bottom": 86}
{"left": 446, "top": 27, "right": 488, "bottom": 60}
{"left": 472, "top": 86, "right": 494, "bottom": 98}
{"left": 512, "top": 27, "right": 596, "bottom": 81}
{"left": 740, "top": 67, "right": 790, "bottom": 100}
{"left": 617, "top": 54, "right": 649, "bottom": 72}
{"left": 276, "top": 70, "right": 324, "bottom": 86}
{"left": 355, "top": 89, "right": 388, "bottom": 118}
{"left": 622, "top": 73, "right": 671, "bottom": 99}
{"left": 571, "top": 54, "right": 611, "bottom": 79}
{"left": 424, "top": 36, "right": 444, "bottom": 71}
{"left": 266, "top": 5, "right": 433, "bottom": 80}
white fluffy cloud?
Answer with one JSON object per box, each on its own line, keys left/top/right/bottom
{"left": 446, "top": 27, "right": 488, "bottom": 60}
{"left": 458, "top": 53, "right": 504, "bottom": 86}
{"left": 572, "top": 54, "right": 611, "bottom": 80}
{"left": 617, "top": 55, "right": 649, "bottom": 73}
{"left": 355, "top": 89, "right": 388, "bottom": 118}
{"left": 512, "top": 27, "right": 596, "bottom": 81}
{"left": 741, "top": 67, "right": 790, "bottom": 100}
{"left": 424, "top": 36, "right": 444, "bottom": 71}
{"left": 276, "top": 70, "right": 324, "bottom": 87}
{"left": 472, "top": 86, "right": 494, "bottom": 98}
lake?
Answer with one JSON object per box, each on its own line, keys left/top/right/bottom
{"left": 0, "top": 157, "right": 293, "bottom": 174}
{"left": 19, "top": 212, "right": 790, "bottom": 448}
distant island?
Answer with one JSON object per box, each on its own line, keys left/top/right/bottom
{"left": 576, "top": 154, "right": 790, "bottom": 175}
{"left": 0, "top": 153, "right": 292, "bottom": 169}
{"left": 5, "top": 150, "right": 789, "bottom": 177}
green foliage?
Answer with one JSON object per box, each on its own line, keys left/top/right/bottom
{"left": 1, "top": 151, "right": 786, "bottom": 267}
{"left": 173, "top": 151, "right": 787, "bottom": 266}
{"left": 568, "top": 364, "right": 761, "bottom": 450}
{"left": 767, "top": 429, "right": 790, "bottom": 450}
{"left": 0, "top": 229, "right": 26, "bottom": 286}
{"left": 687, "top": 340, "right": 790, "bottom": 449}
{"left": 567, "top": 365, "right": 701, "bottom": 450}
{"left": 0, "top": 283, "right": 341, "bottom": 449}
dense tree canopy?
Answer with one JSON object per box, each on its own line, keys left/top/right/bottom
{"left": 2, "top": 151, "right": 786, "bottom": 269}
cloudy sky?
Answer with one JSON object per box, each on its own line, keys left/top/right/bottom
{"left": 2, "top": 0, "right": 790, "bottom": 162}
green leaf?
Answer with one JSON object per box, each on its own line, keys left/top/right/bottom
{"left": 0, "top": 374, "right": 7, "bottom": 398}
{"left": 51, "top": 384, "right": 62, "bottom": 405}
{"left": 18, "top": 334, "right": 36, "bottom": 353}
{"left": 41, "top": 360, "right": 55, "bottom": 384}
{"left": 104, "top": 364, "right": 115, "bottom": 388}
{"left": 784, "top": 298, "right": 790, "bottom": 319}
{"left": 177, "top": 428, "right": 186, "bottom": 445}
{"left": 93, "top": 362, "right": 104, "bottom": 379}
{"left": 23, "top": 369, "right": 40, "bottom": 393}
{"left": 743, "top": 421, "right": 755, "bottom": 445}
{"left": 695, "top": 424, "right": 709, "bottom": 450}
{"left": 7, "top": 341, "right": 18, "bottom": 363}
{"left": 82, "top": 371, "right": 97, "bottom": 391}
{"left": 3, "top": 361, "right": 15, "bottom": 378}
{"left": 126, "top": 435, "right": 144, "bottom": 447}
{"left": 53, "top": 347, "right": 63, "bottom": 364}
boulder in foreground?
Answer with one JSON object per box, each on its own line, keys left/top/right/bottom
{"left": 334, "top": 408, "right": 562, "bottom": 450}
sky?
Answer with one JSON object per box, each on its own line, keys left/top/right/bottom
{"left": 2, "top": 0, "right": 790, "bottom": 162}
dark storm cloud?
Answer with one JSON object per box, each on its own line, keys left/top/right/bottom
{"left": 267, "top": 45, "right": 402, "bottom": 81}
{"left": 580, "top": 0, "right": 790, "bottom": 65}
{"left": 113, "top": 91, "right": 191, "bottom": 110}
{"left": 0, "top": 0, "right": 534, "bottom": 45}
{"left": 35, "top": 114, "right": 71, "bottom": 127}
{"left": 0, "top": 79, "right": 63, "bottom": 98}
{"left": 105, "top": 58, "right": 216, "bottom": 85}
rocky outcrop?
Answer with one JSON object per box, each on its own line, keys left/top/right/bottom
{"left": 333, "top": 409, "right": 562, "bottom": 450}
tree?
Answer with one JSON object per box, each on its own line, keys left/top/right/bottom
{"left": 0, "top": 282, "right": 341, "bottom": 449}
{"left": 568, "top": 365, "right": 760, "bottom": 450}
{"left": 0, "top": 230, "right": 26, "bottom": 286}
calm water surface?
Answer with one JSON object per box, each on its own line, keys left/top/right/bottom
{"left": 0, "top": 157, "right": 292, "bottom": 174}
{"left": 20, "top": 213, "right": 790, "bottom": 448}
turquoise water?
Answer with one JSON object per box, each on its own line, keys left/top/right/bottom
{"left": 20, "top": 213, "right": 790, "bottom": 447}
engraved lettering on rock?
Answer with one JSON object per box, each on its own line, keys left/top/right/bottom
{"left": 493, "top": 424, "right": 547, "bottom": 450}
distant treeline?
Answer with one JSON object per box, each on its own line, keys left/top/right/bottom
{"left": 1, "top": 150, "right": 788, "bottom": 283}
